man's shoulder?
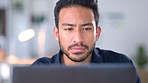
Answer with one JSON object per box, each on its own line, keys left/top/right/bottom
{"left": 31, "top": 54, "right": 59, "bottom": 66}
{"left": 95, "top": 48, "right": 132, "bottom": 63}
{"left": 31, "top": 57, "right": 52, "bottom": 66}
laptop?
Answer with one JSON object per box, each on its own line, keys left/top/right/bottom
{"left": 12, "top": 64, "right": 136, "bottom": 83}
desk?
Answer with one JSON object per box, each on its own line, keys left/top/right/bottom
{"left": 138, "top": 69, "right": 148, "bottom": 83}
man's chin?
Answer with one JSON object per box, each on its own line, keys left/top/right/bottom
{"left": 72, "top": 52, "right": 85, "bottom": 55}
{"left": 68, "top": 54, "right": 88, "bottom": 62}
{"left": 69, "top": 57, "right": 87, "bottom": 62}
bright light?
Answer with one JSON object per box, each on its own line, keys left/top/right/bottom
{"left": 18, "top": 29, "right": 35, "bottom": 42}
{"left": 0, "top": 63, "right": 10, "bottom": 80}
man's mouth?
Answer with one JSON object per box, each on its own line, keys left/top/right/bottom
{"left": 70, "top": 47, "right": 85, "bottom": 53}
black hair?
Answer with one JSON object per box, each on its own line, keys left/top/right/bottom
{"left": 54, "top": 0, "right": 99, "bottom": 28}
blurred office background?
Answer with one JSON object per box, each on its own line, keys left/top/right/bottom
{"left": 0, "top": 0, "right": 148, "bottom": 83}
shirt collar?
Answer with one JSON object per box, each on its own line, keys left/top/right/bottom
{"left": 91, "top": 48, "right": 103, "bottom": 63}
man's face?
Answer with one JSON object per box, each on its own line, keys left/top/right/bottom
{"left": 54, "top": 6, "right": 101, "bottom": 62}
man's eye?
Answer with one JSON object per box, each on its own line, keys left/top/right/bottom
{"left": 83, "top": 28, "right": 92, "bottom": 31}
{"left": 64, "top": 28, "right": 73, "bottom": 31}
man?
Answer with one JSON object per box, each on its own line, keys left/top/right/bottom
{"left": 32, "top": 0, "right": 141, "bottom": 82}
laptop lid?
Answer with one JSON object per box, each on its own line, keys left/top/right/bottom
{"left": 12, "top": 64, "right": 136, "bottom": 83}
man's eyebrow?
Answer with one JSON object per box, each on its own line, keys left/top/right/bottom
{"left": 81, "top": 23, "right": 93, "bottom": 26}
{"left": 62, "top": 23, "right": 93, "bottom": 27}
{"left": 62, "top": 23, "right": 76, "bottom": 26}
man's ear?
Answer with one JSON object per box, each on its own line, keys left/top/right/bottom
{"left": 53, "top": 27, "right": 59, "bottom": 41}
{"left": 96, "top": 26, "right": 101, "bottom": 41}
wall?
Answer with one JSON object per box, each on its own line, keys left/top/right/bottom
{"left": 98, "top": 0, "right": 148, "bottom": 58}
{"left": 2, "top": 0, "right": 148, "bottom": 59}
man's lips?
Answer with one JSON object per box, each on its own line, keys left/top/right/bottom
{"left": 70, "top": 47, "right": 85, "bottom": 53}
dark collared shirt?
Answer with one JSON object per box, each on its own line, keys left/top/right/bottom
{"left": 32, "top": 48, "right": 141, "bottom": 83}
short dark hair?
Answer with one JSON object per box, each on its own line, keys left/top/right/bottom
{"left": 54, "top": 0, "right": 99, "bottom": 28}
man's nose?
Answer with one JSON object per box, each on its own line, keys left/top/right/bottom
{"left": 73, "top": 30, "right": 84, "bottom": 42}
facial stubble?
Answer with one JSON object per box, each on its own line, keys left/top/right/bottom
{"left": 58, "top": 37, "right": 95, "bottom": 62}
